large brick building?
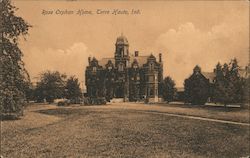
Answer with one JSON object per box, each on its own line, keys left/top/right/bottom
{"left": 85, "top": 34, "right": 163, "bottom": 102}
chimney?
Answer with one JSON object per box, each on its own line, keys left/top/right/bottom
{"left": 159, "top": 53, "right": 162, "bottom": 62}
{"left": 88, "top": 57, "right": 91, "bottom": 64}
{"left": 135, "top": 51, "right": 139, "bottom": 57}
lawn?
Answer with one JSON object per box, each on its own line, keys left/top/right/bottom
{"left": 1, "top": 103, "right": 249, "bottom": 158}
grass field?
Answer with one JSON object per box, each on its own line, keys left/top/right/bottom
{"left": 1, "top": 103, "right": 249, "bottom": 158}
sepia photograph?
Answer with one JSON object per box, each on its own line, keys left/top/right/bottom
{"left": 0, "top": 0, "right": 249, "bottom": 157}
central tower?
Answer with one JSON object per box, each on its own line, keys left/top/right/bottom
{"left": 114, "top": 34, "right": 130, "bottom": 101}
{"left": 115, "top": 34, "right": 129, "bottom": 67}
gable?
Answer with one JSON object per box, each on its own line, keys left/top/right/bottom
{"left": 99, "top": 58, "right": 115, "bottom": 67}
{"left": 202, "top": 72, "right": 215, "bottom": 83}
{"left": 130, "top": 55, "right": 149, "bottom": 67}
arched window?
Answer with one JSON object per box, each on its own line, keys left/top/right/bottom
{"left": 149, "top": 63, "right": 154, "bottom": 71}
{"left": 118, "top": 64, "right": 124, "bottom": 71}
{"left": 137, "top": 74, "right": 140, "bottom": 80}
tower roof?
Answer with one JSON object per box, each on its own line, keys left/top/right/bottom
{"left": 193, "top": 65, "right": 201, "bottom": 74}
{"left": 116, "top": 34, "right": 129, "bottom": 45}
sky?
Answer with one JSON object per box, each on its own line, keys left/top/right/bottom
{"left": 14, "top": 0, "right": 249, "bottom": 87}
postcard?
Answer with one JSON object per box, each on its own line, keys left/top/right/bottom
{"left": 1, "top": 0, "right": 249, "bottom": 157}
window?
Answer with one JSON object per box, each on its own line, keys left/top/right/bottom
{"left": 155, "top": 75, "right": 158, "bottom": 81}
{"left": 93, "top": 67, "right": 97, "bottom": 72}
{"left": 137, "top": 75, "right": 140, "bottom": 80}
{"left": 108, "top": 66, "right": 112, "bottom": 71}
{"left": 148, "top": 88, "right": 154, "bottom": 96}
{"left": 149, "top": 76, "right": 154, "bottom": 82}
{"left": 126, "top": 60, "right": 129, "bottom": 67}
{"left": 133, "top": 64, "right": 138, "bottom": 69}
{"left": 149, "top": 63, "right": 154, "bottom": 71}
{"left": 118, "top": 64, "right": 124, "bottom": 71}
{"left": 122, "top": 49, "right": 124, "bottom": 56}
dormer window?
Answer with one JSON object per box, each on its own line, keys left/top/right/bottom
{"left": 149, "top": 63, "right": 154, "bottom": 71}
{"left": 133, "top": 64, "right": 138, "bottom": 69}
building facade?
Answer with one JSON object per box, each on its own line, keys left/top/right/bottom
{"left": 85, "top": 35, "right": 163, "bottom": 102}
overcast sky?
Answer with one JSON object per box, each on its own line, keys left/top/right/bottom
{"left": 14, "top": 0, "right": 249, "bottom": 87}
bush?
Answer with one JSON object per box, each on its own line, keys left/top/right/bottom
{"left": 82, "top": 97, "right": 106, "bottom": 105}
{"left": 162, "top": 76, "right": 177, "bottom": 102}
{"left": 57, "top": 100, "right": 70, "bottom": 106}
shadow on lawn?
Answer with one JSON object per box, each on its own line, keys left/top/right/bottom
{"left": 160, "top": 103, "right": 247, "bottom": 112}
{"left": 35, "top": 107, "right": 105, "bottom": 117}
{"left": 37, "top": 108, "right": 86, "bottom": 116}
{"left": 0, "top": 112, "right": 24, "bottom": 121}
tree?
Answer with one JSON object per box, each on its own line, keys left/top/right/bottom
{"left": 0, "top": 0, "right": 31, "bottom": 117}
{"left": 22, "top": 79, "right": 34, "bottom": 102}
{"left": 242, "top": 73, "right": 249, "bottom": 106}
{"left": 34, "top": 71, "right": 66, "bottom": 103}
{"left": 162, "top": 76, "right": 176, "bottom": 102}
{"left": 65, "top": 76, "right": 82, "bottom": 103}
{"left": 213, "top": 59, "right": 245, "bottom": 106}
{"left": 228, "top": 58, "right": 244, "bottom": 103}
{"left": 184, "top": 65, "right": 210, "bottom": 105}
{"left": 213, "top": 63, "right": 227, "bottom": 104}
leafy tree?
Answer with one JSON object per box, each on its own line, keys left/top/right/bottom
{"left": 184, "top": 65, "right": 210, "bottom": 105}
{"left": 22, "top": 79, "right": 34, "bottom": 102}
{"left": 65, "top": 76, "right": 82, "bottom": 103}
{"left": 162, "top": 76, "right": 176, "bottom": 102}
{"left": 34, "top": 71, "right": 66, "bottom": 103}
{"left": 0, "top": 0, "right": 31, "bottom": 116}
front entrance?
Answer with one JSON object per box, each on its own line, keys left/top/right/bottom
{"left": 114, "top": 84, "right": 124, "bottom": 98}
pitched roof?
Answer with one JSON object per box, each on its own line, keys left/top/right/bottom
{"left": 176, "top": 87, "right": 184, "bottom": 92}
{"left": 99, "top": 58, "right": 115, "bottom": 67}
{"left": 130, "top": 55, "right": 149, "bottom": 67}
{"left": 116, "top": 34, "right": 129, "bottom": 45}
{"left": 239, "top": 68, "right": 249, "bottom": 78}
{"left": 98, "top": 55, "right": 149, "bottom": 68}
{"left": 202, "top": 72, "right": 215, "bottom": 83}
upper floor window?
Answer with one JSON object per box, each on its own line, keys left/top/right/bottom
{"left": 108, "top": 66, "right": 112, "bottom": 71}
{"left": 92, "top": 67, "right": 97, "bottom": 73}
{"left": 118, "top": 64, "right": 124, "bottom": 71}
{"left": 155, "top": 75, "right": 158, "bottom": 81}
{"left": 133, "top": 64, "right": 138, "bottom": 69}
{"left": 149, "top": 76, "right": 154, "bottom": 82}
{"left": 137, "top": 75, "right": 140, "bottom": 80}
{"left": 149, "top": 63, "right": 154, "bottom": 71}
